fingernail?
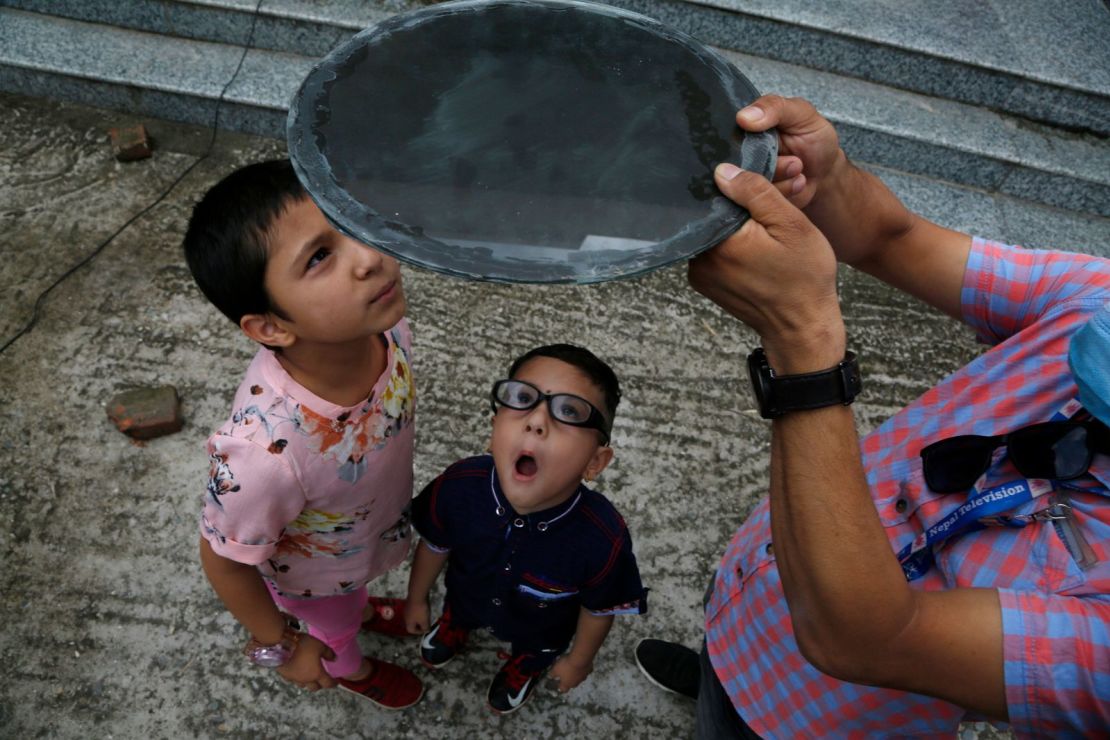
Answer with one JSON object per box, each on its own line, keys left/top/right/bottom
{"left": 716, "top": 163, "right": 742, "bottom": 180}
{"left": 785, "top": 160, "right": 802, "bottom": 178}
{"left": 738, "top": 106, "right": 764, "bottom": 122}
{"left": 791, "top": 174, "right": 806, "bottom": 194}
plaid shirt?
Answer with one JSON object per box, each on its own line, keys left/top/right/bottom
{"left": 706, "top": 239, "right": 1110, "bottom": 738}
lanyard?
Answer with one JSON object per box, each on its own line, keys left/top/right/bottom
{"left": 897, "top": 478, "right": 1054, "bottom": 581}
{"left": 897, "top": 399, "right": 1081, "bottom": 582}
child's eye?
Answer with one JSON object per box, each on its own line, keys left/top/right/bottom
{"left": 307, "top": 247, "right": 330, "bottom": 270}
{"left": 557, "top": 402, "right": 583, "bottom": 420}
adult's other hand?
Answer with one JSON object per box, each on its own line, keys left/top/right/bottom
{"left": 690, "top": 163, "right": 844, "bottom": 374}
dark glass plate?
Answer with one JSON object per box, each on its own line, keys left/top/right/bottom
{"left": 287, "top": 0, "right": 777, "bottom": 283}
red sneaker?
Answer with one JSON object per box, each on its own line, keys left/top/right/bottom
{"left": 419, "top": 603, "right": 470, "bottom": 668}
{"left": 487, "top": 650, "right": 556, "bottom": 715}
{"left": 337, "top": 657, "right": 424, "bottom": 710}
{"left": 360, "top": 596, "right": 412, "bottom": 638}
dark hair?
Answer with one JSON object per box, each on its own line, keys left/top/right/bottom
{"left": 508, "top": 344, "right": 622, "bottom": 421}
{"left": 182, "top": 159, "right": 306, "bottom": 324}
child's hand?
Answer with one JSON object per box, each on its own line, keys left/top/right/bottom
{"left": 405, "top": 597, "right": 430, "bottom": 635}
{"left": 548, "top": 654, "right": 593, "bottom": 693}
{"left": 276, "top": 634, "right": 337, "bottom": 691}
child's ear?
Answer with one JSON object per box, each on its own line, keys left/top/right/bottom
{"left": 583, "top": 445, "right": 614, "bottom": 482}
{"left": 239, "top": 313, "right": 295, "bottom": 348}
{"left": 484, "top": 411, "right": 496, "bottom": 452}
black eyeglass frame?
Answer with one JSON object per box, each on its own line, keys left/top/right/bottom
{"left": 489, "top": 378, "right": 611, "bottom": 444}
{"left": 919, "top": 417, "right": 1110, "bottom": 493}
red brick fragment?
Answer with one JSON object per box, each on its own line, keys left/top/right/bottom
{"left": 108, "top": 124, "right": 152, "bottom": 161}
{"left": 106, "top": 386, "right": 183, "bottom": 440}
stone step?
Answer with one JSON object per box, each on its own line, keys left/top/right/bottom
{"left": 7, "top": 0, "right": 1107, "bottom": 136}
{"left": 723, "top": 48, "right": 1108, "bottom": 219}
{"left": 0, "top": 5, "right": 1106, "bottom": 217}
{"left": 864, "top": 162, "right": 1109, "bottom": 262}
{"left": 0, "top": 6, "right": 311, "bottom": 138}
{"left": 0, "top": 0, "right": 376, "bottom": 59}
{"left": 608, "top": 0, "right": 1110, "bottom": 137}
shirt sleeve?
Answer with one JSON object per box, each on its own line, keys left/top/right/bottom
{"left": 961, "top": 238, "right": 1110, "bottom": 346}
{"left": 579, "top": 525, "right": 648, "bottom": 617}
{"left": 198, "top": 434, "right": 306, "bottom": 565}
{"left": 411, "top": 473, "right": 452, "bottom": 551}
{"left": 999, "top": 588, "right": 1110, "bottom": 734}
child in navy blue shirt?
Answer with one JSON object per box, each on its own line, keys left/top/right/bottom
{"left": 405, "top": 343, "right": 647, "bottom": 714}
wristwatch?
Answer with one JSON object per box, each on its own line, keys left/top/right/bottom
{"left": 243, "top": 626, "right": 301, "bottom": 668}
{"left": 747, "top": 347, "right": 862, "bottom": 419}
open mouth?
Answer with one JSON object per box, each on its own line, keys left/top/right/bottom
{"left": 514, "top": 454, "right": 538, "bottom": 479}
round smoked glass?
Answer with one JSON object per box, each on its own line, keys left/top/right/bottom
{"left": 287, "top": 0, "right": 777, "bottom": 283}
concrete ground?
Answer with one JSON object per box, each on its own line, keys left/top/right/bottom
{"left": 2, "top": 89, "right": 1097, "bottom": 738}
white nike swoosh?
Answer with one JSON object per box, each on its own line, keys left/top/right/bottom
{"left": 506, "top": 677, "right": 533, "bottom": 708}
{"left": 420, "top": 624, "right": 441, "bottom": 651}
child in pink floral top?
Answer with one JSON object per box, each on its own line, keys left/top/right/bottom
{"left": 184, "top": 160, "right": 423, "bottom": 710}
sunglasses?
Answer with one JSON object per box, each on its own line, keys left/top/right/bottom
{"left": 490, "top": 379, "right": 611, "bottom": 443}
{"left": 920, "top": 417, "right": 1110, "bottom": 493}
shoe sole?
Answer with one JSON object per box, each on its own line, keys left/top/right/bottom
{"left": 420, "top": 653, "right": 456, "bottom": 670}
{"left": 487, "top": 698, "right": 531, "bottom": 716}
{"left": 633, "top": 639, "right": 696, "bottom": 699}
{"left": 486, "top": 690, "right": 534, "bottom": 715}
{"left": 338, "top": 681, "right": 424, "bottom": 711}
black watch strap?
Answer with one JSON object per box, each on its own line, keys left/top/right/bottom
{"left": 748, "top": 348, "right": 862, "bottom": 419}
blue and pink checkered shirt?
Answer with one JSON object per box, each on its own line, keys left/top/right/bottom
{"left": 706, "top": 238, "right": 1110, "bottom": 737}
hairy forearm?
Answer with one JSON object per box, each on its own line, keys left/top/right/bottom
{"left": 769, "top": 408, "right": 1007, "bottom": 717}
{"left": 406, "top": 539, "right": 448, "bottom": 601}
{"left": 804, "top": 153, "right": 914, "bottom": 268}
{"left": 566, "top": 609, "right": 613, "bottom": 665}
{"left": 199, "top": 536, "right": 286, "bottom": 643}
{"left": 805, "top": 156, "right": 971, "bottom": 319}
{"left": 768, "top": 405, "right": 918, "bottom": 676}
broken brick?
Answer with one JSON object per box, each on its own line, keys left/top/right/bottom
{"left": 108, "top": 124, "right": 152, "bottom": 162}
{"left": 106, "top": 386, "right": 183, "bottom": 440}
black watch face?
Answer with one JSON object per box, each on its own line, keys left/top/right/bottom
{"left": 287, "top": 0, "right": 777, "bottom": 284}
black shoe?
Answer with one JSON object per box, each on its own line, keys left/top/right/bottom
{"left": 634, "top": 638, "right": 700, "bottom": 699}
{"left": 487, "top": 651, "right": 555, "bottom": 715}
{"left": 419, "top": 605, "right": 469, "bottom": 669}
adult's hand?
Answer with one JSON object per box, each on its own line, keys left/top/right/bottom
{"left": 690, "top": 163, "right": 845, "bottom": 374}
{"left": 735, "top": 95, "right": 971, "bottom": 320}
{"left": 736, "top": 95, "right": 843, "bottom": 212}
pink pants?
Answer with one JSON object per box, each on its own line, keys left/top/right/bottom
{"left": 267, "top": 583, "right": 366, "bottom": 678}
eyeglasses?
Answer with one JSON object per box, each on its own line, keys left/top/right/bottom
{"left": 920, "top": 418, "right": 1109, "bottom": 493}
{"left": 490, "top": 379, "right": 611, "bottom": 443}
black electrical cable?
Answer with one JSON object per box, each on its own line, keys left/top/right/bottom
{"left": 0, "top": 0, "right": 265, "bottom": 357}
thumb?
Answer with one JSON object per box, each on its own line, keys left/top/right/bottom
{"left": 714, "top": 163, "right": 801, "bottom": 229}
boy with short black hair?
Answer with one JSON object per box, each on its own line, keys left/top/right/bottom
{"left": 185, "top": 159, "right": 423, "bottom": 710}
{"left": 405, "top": 343, "right": 647, "bottom": 714}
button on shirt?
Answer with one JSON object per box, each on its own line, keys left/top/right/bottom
{"left": 706, "top": 239, "right": 1110, "bottom": 737}
{"left": 412, "top": 455, "right": 646, "bottom": 648}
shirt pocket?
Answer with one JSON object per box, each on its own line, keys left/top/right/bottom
{"left": 873, "top": 458, "right": 948, "bottom": 526}
{"left": 516, "top": 583, "right": 579, "bottom": 603}
{"left": 511, "top": 580, "right": 580, "bottom": 619}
